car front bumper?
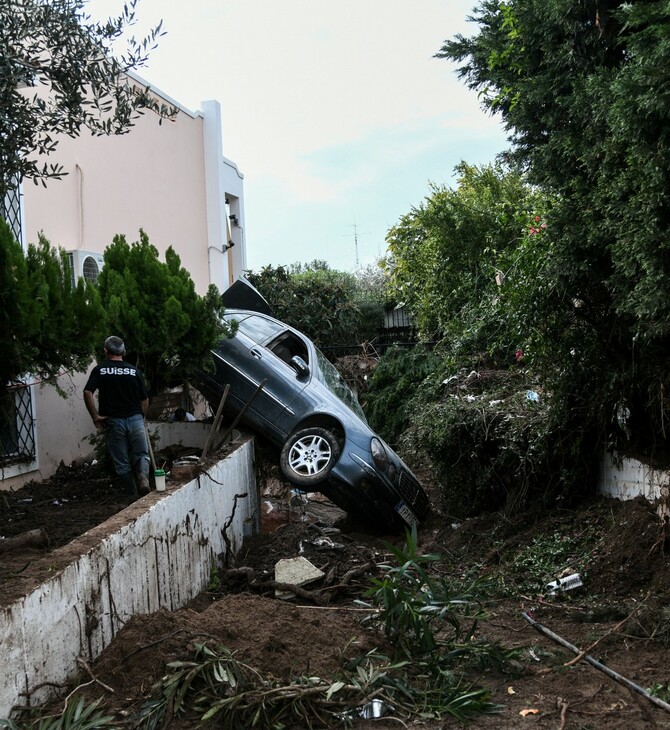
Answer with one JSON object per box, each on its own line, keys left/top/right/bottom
{"left": 328, "top": 448, "right": 429, "bottom": 529}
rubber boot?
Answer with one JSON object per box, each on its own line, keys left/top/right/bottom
{"left": 135, "top": 465, "right": 151, "bottom": 496}
{"left": 119, "top": 472, "right": 138, "bottom": 499}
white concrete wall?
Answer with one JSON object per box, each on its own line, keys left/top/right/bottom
{"left": 1, "top": 372, "right": 95, "bottom": 489}
{"left": 0, "top": 438, "right": 259, "bottom": 719}
{"left": 598, "top": 451, "right": 670, "bottom": 514}
{"left": 148, "top": 420, "right": 227, "bottom": 453}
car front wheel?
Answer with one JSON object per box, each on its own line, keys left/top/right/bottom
{"left": 280, "top": 427, "right": 341, "bottom": 487}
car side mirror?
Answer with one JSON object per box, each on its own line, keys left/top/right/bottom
{"left": 290, "top": 355, "right": 310, "bottom": 378}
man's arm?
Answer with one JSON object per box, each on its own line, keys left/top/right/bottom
{"left": 141, "top": 398, "right": 148, "bottom": 417}
{"left": 84, "top": 390, "right": 107, "bottom": 430}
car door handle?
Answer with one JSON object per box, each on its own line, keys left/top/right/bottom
{"left": 250, "top": 347, "right": 263, "bottom": 360}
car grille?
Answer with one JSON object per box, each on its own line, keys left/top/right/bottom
{"left": 397, "top": 470, "right": 429, "bottom": 518}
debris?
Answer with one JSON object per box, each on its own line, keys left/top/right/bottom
{"left": 274, "top": 557, "right": 325, "bottom": 599}
{"left": 288, "top": 489, "right": 308, "bottom": 508}
{"left": 357, "top": 698, "right": 390, "bottom": 719}
{"left": 200, "top": 384, "right": 229, "bottom": 461}
{"left": 339, "top": 698, "right": 392, "bottom": 721}
{"left": 0, "top": 528, "right": 49, "bottom": 554}
{"left": 307, "top": 522, "right": 341, "bottom": 537}
{"left": 545, "top": 573, "right": 583, "bottom": 594}
{"left": 170, "top": 459, "right": 199, "bottom": 481}
{"left": 519, "top": 708, "right": 539, "bottom": 717}
{"left": 299, "top": 537, "right": 346, "bottom": 553}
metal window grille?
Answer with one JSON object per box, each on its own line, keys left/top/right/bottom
{"left": 1, "top": 383, "right": 36, "bottom": 465}
{"left": 1, "top": 182, "right": 23, "bottom": 245}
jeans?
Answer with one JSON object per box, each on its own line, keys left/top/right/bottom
{"left": 105, "top": 414, "right": 150, "bottom": 479}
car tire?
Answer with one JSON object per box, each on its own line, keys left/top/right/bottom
{"left": 280, "top": 427, "right": 341, "bottom": 488}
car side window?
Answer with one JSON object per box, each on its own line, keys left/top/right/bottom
{"left": 236, "top": 315, "right": 284, "bottom": 344}
{"left": 267, "top": 333, "right": 309, "bottom": 366}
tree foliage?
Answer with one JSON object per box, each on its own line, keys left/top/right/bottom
{"left": 402, "top": 364, "right": 597, "bottom": 517}
{"left": 365, "top": 345, "right": 442, "bottom": 446}
{"left": 438, "top": 0, "right": 670, "bottom": 463}
{"left": 377, "top": 160, "right": 604, "bottom": 513}
{"left": 245, "top": 262, "right": 384, "bottom": 352}
{"left": 0, "top": 219, "right": 105, "bottom": 393}
{"left": 386, "top": 161, "right": 550, "bottom": 354}
{"left": 97, "top": 231, "right": 230, "bottom": 395}
{"left": 0, "top": 0, "right": 175, "bottom": 199}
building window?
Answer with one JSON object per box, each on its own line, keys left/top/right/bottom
{"left": 1, "top": 383, "right": 36, "bottom": 465}
{"left": 1, "top": 182, "right": 23, "bottom": 245}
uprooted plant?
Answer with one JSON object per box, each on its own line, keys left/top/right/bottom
{"left": 0, "top": 695, "right": 115, "bottom": 730}
{"left": 358, "top": 525, "right": 513, "bottom": 674}
{"left": 133, "top": 643, "right": 500, "bottom": 729}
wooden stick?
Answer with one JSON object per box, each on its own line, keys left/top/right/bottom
{"left": 290, "top": 605, "right": 376, "bottom": 612}
{"left": 557, "top": 697, "right": 569, "bottom": 730}
{"left": 201, "top": 384, "right": 230, "bottom": 461}
{"left": 219, "top": 379, "right": 267, "bottom": 444}
{"left": 522, "top": 611, "right": 670, "bottom": 714}
{"left": 143, "top": 420, "right": 157, "bottom": 472}
{"left": 76, "top": 657, "right": 115, "bottom": 694}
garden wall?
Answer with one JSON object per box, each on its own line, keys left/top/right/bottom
{"left": 0, "top": 436, "right": 259, "bottom": 720}
{"left": 599, "top": 452, "right": 670, "bottom": 515}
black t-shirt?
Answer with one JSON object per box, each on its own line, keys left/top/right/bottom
{"left": 84, "top": 360, "right": 148, "bottom": 418}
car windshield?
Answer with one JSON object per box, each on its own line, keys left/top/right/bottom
{"left": 314, "top": 348, "right": 367, "bottom": 422}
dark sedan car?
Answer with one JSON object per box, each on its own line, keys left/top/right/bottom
{"left": 195, "top": 279, "right": 429, "bottom": 530}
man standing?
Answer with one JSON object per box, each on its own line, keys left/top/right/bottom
{"left": 84, "top": 336, "right": 151, "bottom": 498}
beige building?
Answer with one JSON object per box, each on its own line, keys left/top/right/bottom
{"left": 1, "top": 74, "right": 247, "bottom": 489}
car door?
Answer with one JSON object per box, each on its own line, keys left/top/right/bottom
{"left": 215, "top": 313, "right": 310, "bottom": 441}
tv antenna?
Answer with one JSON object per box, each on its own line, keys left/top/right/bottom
{"left": 349, "top": 220, "right": 369, "bottom": 269}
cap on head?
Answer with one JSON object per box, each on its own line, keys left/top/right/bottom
{"left": 104, "top": 336, "right": 126, "bottom": 356}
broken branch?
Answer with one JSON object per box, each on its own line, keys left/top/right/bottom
{"left": 522, "top": 611, "right": 670, "bottom": 715}
{"left": 0, "top": 528, "right": 49, "bottom": 554}
{"left": 76, "top": 657, "right": 115, "bottom": 694}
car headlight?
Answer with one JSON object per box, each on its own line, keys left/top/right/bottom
{"left": 371, "top": 437, "right": 389, "bottom": 471}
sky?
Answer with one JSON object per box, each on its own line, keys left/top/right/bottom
{"left": 89, "top": 0, "right": 509, "bottom": 273}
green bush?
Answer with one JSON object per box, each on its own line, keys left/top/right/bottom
{"left": 0, "top": 220, "right": 105, "bottom": 396}
{"left": 98, "top": 231, "right": 231, "bottom": 395}
{"left": 399, "top": 365, "right": 598, "bottom": 518}
{"left": 365, "top": 345, "right": 442, "bottom": 445}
